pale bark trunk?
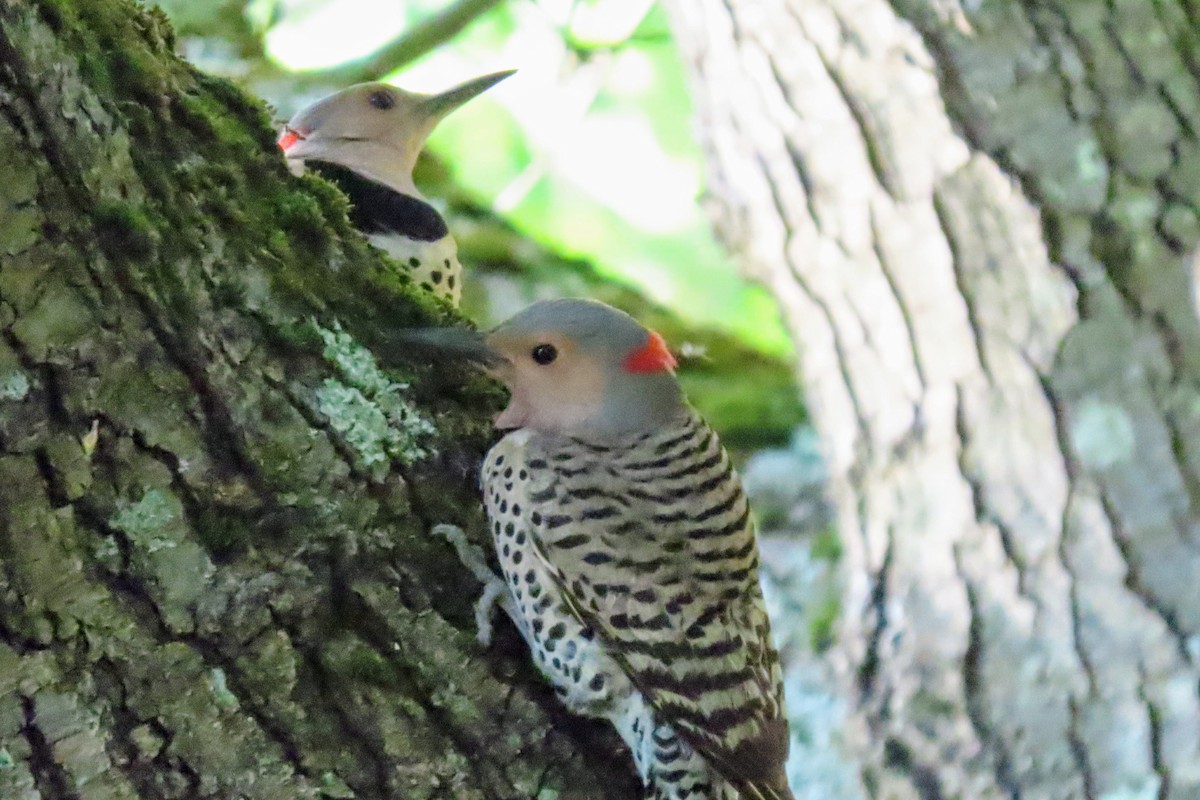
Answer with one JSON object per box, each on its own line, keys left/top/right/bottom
{"left": 666, "top": 0, "right": 1200, "bottom": 797}
{"left": 0, "top": 2, "right": 637, "bottom": 797}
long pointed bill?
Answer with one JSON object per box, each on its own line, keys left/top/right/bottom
{"left": 421, "top": 69, "right": 516, "bottom": 121}
{"left": 384, "top": 326, "right": 506, "bottom": 369}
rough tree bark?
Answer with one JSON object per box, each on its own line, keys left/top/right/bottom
{"left": 666, "top": 0, "right": 1200, "bottom": 798}
{"left": 0, "top": 2, "right": 641, "bottom": 798}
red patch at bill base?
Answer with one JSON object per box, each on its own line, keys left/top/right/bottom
{"left": 278, "top": 129, "right": 302, "bottom": 152}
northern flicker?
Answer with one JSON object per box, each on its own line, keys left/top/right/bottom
{"left": 426, "top": 299, "right": 793, "bottom": 800}
{"left": 278, "top": 71, "right": 513, "bottom": 306}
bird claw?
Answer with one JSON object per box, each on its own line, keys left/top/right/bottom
{"left": 472, "top": 578, "right": 512, "bottom": 647}
{"left": 431, "top": 524, "right": 513, "bottom": 647}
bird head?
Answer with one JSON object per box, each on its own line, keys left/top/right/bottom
{"left": 278, "top": 70, "right": 514, "bottom": 195}
{"left": 409, "top": 299, "right": 684, "bottom": 438}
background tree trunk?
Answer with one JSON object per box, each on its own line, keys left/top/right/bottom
{"left": 0, "top": 2, "right": 641, "bottom": 798}
{"left": 666, "top": 0, "right": 1200, "bottom": 798}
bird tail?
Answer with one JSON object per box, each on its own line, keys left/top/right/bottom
{"left": 738, "top": 779, "right": 796, "bottom": 800}
{"left": 645, "top": 781, "right": 794, "bottom": 800}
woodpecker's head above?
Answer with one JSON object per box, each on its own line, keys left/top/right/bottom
{"left": 414, "top": 299, "right": 683, "bottom": 438}
{"left": 278, "top": 70, "right": 514, "bottom": 195}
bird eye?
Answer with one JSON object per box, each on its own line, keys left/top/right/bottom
{"left": 368, "top": 90, "right": 395, "bottom": 110}
{"left": 531, "top": 344, "right": 557, "bottom": 365}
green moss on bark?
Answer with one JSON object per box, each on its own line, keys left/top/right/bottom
{"left": 0, "top": 1, "right": 639, "bottom": 797}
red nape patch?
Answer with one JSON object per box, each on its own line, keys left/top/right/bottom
{"left": 278, "top": 129, "right": 301, "bottom": 152}
{"left": 623, "top": 330, "right": 677, "bottom": 374}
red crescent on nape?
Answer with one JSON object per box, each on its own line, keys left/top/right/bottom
{"left": 623, "top": 330, "right": 677, "bottom": 373}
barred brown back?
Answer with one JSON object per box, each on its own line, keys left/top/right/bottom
{"left": 499, "top": 407, "right": 792, "bottom": 798}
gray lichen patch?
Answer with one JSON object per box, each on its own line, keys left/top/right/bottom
{"left": 313, "top": 321, "right": 436, "bottom": 471}
{"left": 108, "top": 486, "right": 216, "bottom": 631}
{"left": 0, "top": 371, "right": 30, "bottom": 401}
{"left": 315, "top": 381, "right": 401, "bottom": 469}
{"left": 1069, "top": 398, "right": 1136, "bottom": 470}
{"left": 207, "top": 667, "right": 240, "bottom": 710}
{"left": 318, "top": 771, "right": 356, "bottom": 799}
{"left": 109, "top": 486, "right": 182, "bottom": 550}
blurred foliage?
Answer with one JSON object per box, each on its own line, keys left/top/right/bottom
{"left": 155, "top": 0, "right": 806, "bottom": 448}
{"left": 419, "top": 157, "right": 805, "bottom": 447}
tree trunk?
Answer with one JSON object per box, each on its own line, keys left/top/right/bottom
{"left": 666, "top": 0, "right": 1200, "bottom": 798}
{"left": 0, "top": 2, "right": 639, "bottom": 798}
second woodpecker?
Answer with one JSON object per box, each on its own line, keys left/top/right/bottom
{"left": 279, "top": 71, "right": 512, "bottom": 306}
{"left": 427, "top": 299, "right": 794, "bottom": 800}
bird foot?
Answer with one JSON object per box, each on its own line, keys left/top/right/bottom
{"left": 431, "top": 524, "right": 513, "bottom": 646}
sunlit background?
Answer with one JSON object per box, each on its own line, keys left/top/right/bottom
{"left": 175, "top": 0, "right": 789, "bottom": 355}
{"left": 158, "top": 1, "right": 859, "bottom": 794}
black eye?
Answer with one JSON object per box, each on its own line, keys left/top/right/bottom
{"left": 368, "top": 90, "right": 395, "bottom": 110}
{"left": 531, "top": 344, "right": 557, "bottom": 365}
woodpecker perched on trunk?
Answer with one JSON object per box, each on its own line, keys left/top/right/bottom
{"left": 278, "top": 71, "right": 513, "bottom": 306}
{"left": 423, "top": 299, "right": 794, "bottom": 800}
